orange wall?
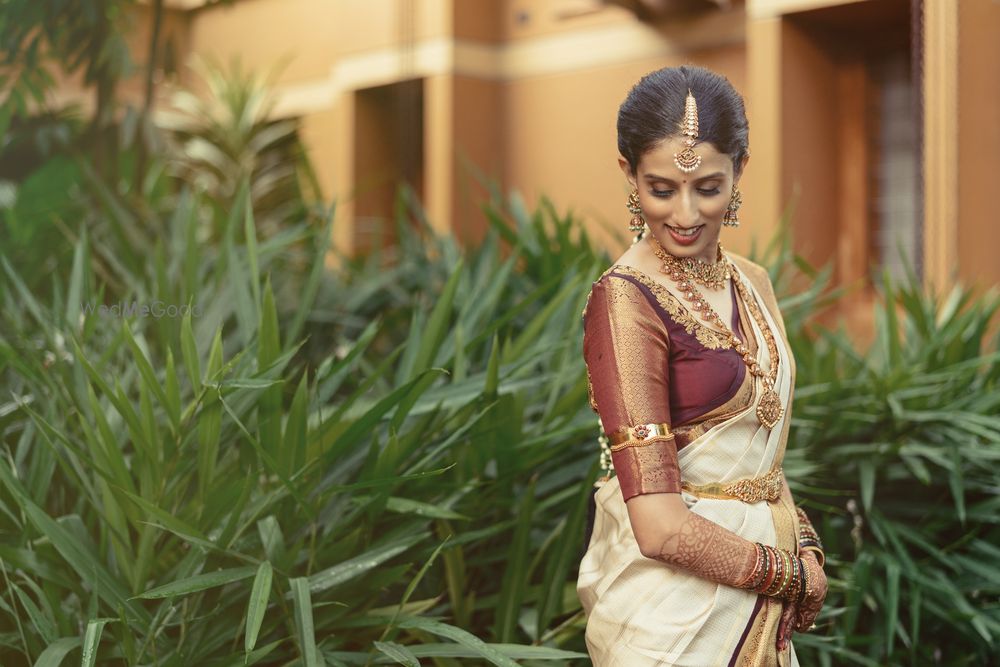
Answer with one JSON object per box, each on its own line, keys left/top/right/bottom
{"left": 779, "top": 19, "right": 840, "bottom": 277}
{"left": 451, "top": 75, "right": 504, "bottom": 244}
{"left": 31, "top": 0, "right": 999, "bottom": 298}
{"left": 188, "top": 0, "right": 450, "bottom": 86}
{"left": 957, "top": 0, "right": 1000, "bottom": 291}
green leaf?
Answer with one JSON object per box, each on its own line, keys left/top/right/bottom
{"left": 373, "top": 641, "right": 420, "bottom": 667}
{"left": 81, "top": 619, "right": 114, "bottom": 667}
{"left": 244, "top": 561, "right": 273, "bottom": 655}
{"left": 244, "top": 195, "right": 261, "bottom": 318}
{"left": 396, "top": 617, "right": 519, "bottom": 667}
{"left": 121, "top": 489, "right": 216, "bottom": 551}
{"left": 122, "top": 322, "right": 174, "bottom": 429}
{"left": 181, "top": 308, "right": 202, "bottom": 393}
{"left": 13, "top": 581, "right": 57, "bottom": 644}
{"left": 65, "top": 231, "right": 87, "bottom": 333}
{"left": 494, "top": 476, "right": 536, "bottom": 642}
{"left": 32, "top": 637, "right": 80, "bottom": 667}
{"left": 0, "top": 461, "right": 147, "bottom": 623}
{"left": 282, "top": 370, "right": 309, "bottom": 478}
{"left": 136, "top": 566, "right": 257, "bottom": 599}
{"left": 164, "top": 346, "right": 182, "bottom": 430}
{"left": 305, "top": 533, "right": 425, "bottom": 595}
{"left": 257, "top": 274, "right": 282, "bottom": 463}
{"left": 410, "top": 257, "right": 463, "bottom": 378}
{"left": 290, "top": 577, "right": 319, "bottom": 667}
{"left": 383, "top": 497, "right": 468, "bottom": 520}
{"left": 373, "top": 642, "right": 589, "bottom": 661}
{"left": 859, "top": 459, "right": 875, "bottom": 514}
{"left": 885, "top": 560, "right": 900, "bottom": 655}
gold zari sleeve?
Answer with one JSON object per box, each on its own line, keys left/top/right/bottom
{"left": 583, "top": 276, "right": 681, "bottom": 502}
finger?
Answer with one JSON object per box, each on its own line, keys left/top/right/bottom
{"left": 776, "top": 602, "right": 796, "bottom": 650}
{"left": 794, "top": 604, "right": 818, "bottom": 632}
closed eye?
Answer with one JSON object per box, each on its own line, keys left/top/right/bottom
{"left": 651, "top": 187, "right": 720, "bottom": 197}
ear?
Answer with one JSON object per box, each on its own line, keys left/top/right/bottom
{"left": 618, "top": 156, "right": 637, "bottom": 189}
{"left": 734, "top": 153, "right": 750, "bottom": 184}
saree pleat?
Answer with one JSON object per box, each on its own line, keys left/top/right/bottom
{"left": 577, "top": 255, "right": 800, "bottom": 667}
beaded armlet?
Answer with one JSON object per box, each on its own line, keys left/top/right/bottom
{"left": 596, "top": 421, "right": 674, "bottom": 483}
{"left": 608, "top": 422, "right": 674, "bottom": 451}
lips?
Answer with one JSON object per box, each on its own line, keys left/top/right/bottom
{"left": 666, "top": 224, "right": 703, "bottom": 245}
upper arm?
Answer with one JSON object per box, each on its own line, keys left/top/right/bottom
{"left": 582, "top": 275, "right": 682, "bottom": 505}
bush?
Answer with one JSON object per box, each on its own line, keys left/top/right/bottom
{"left": 0, "top": 182, "right": 602, "bottom": 665}
{"left": 1, "top": 173, "right": 998, "bottom": 666}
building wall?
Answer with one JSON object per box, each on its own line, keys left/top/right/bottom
{"left": 33, "top": 0, "right": 1000, "bottom": 299}
{"left": 957, "top": 0, "right": 1000, "bottom": 291}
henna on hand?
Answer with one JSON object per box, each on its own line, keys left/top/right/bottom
{"left": 777, "top": 601, "right": 798, "bottom": 651}
{"left": 793, "top": 551, "right": 827, "bottom": 631}
{"left": 649, "top": 510, "right": 758, "bottom": 588}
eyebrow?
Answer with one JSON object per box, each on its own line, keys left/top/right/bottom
{"left": 643, "top": 172, "right": 725, "bottom": 184}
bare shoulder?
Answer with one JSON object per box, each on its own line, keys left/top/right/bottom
{"left": 607, "top": 240, "right": 650, "bottom": 273}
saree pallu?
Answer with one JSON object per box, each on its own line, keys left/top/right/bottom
{"left": 577, "top": 261, "right": 800, "bottom": 667}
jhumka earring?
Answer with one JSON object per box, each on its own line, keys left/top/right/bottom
{"left": 723, "top": 184, "right": 742, "bottom": 227}
{"left": 674, "top": 90, "right": 702, "bottom": 173}
{"left": 626, "top": 189, "right": 645, "bottom": 232}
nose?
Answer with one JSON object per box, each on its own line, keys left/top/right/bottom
{"left": 673, "top": 190, "right": 699, "bottom": 228}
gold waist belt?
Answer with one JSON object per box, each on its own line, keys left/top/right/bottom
{"left": 680, "top": 467, "right": 784, "bottom": 504}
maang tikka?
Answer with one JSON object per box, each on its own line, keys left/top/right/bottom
{"left": 674, "top": 90, "right": 703, "bottom": 173}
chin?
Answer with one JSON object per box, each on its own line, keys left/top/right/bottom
{"left": 651, "top": 225, "right": 720, "bottom": 261}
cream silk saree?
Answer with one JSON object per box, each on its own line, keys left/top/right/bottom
{"left": 577, "top": 255, "right": 802, "bottom": 666}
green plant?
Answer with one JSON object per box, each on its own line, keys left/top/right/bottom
{"left": 0, "top": 181, "right": 603, "bottom": 665}
{"left": 779, "top": 268, "right": 1000, "bottom": 666}
{"left": 160, "top": 57, "right": 320, "bottom": 242}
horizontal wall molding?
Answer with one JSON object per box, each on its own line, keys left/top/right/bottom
{"left": 269, "top": 11, "right": 745, "bottom": 117}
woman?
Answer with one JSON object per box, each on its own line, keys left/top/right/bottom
{"left": 577, "top": 65, "right": 828, "bottom": 666}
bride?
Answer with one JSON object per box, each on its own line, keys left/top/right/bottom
{"left": 577, "top": 64, "right": 828, "bottom": 666}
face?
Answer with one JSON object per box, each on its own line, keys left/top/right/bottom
{"left": 620, "top": 135, "right": 742, "bottom": 264}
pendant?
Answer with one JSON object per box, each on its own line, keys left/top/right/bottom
{"left": 756, "top": 387, "right": 784, "bottom": 429}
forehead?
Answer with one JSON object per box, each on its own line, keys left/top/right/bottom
{"left": 637, "top": 136, "right": 732, "bottom": 178}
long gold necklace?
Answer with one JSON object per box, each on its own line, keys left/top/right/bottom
{"left": 648, "top": 234, "right": 785, "bottom": 429}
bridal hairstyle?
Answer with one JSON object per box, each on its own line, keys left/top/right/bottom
{"left": 617, "top": 65, "right": 750, "bottom": 179}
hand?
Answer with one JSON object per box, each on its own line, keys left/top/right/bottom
{"left": 776, "top": 599, "right": 797, "bottom": 652}
{"left": 793, "top": 551, "right": 827, "bottom": 631}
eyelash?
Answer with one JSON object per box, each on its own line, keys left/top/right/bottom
{"left": 650, "top": 187, "right": 721, "bottom": 198}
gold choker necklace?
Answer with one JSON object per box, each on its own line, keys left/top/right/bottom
{"left": 647, "top": 235, "right": 730, "bottom": 290}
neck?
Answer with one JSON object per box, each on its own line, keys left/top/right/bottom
{"left": 648, "top": 235, "right": 723, "bottom": 264}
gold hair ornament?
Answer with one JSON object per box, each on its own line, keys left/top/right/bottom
{"left": 674, "top": 90, "right": 703, "bottom": 173}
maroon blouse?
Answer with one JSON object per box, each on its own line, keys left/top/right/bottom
{"left": 582, "top": 265, "right": 756, "bottom": 501}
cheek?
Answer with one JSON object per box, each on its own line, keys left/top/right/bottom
{"left": 702, "top": 197, "right": 729, "bottom": 217}
{"left": 640, "top": 194, "right": 730, "bottom": 218}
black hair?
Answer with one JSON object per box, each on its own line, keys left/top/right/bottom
{"left": 617, "top": 65, "right": 749, "bottom": 178}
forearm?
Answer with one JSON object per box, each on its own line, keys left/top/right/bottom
{"left": 648, "top": 508, "right": 758, "bottom": 588}
{"left": 627, "top": 494, "right": 810, "bottom": 602}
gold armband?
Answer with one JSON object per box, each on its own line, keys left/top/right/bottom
{"left": 608, "top": 422, "right": 674, "bottom": 451}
